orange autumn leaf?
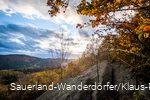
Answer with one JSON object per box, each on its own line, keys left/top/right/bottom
{"left": 143, "top": 25, "right": 150, "bottom": 32}
{"left": 116, "top": 0, "right": 121, "bottom": 3}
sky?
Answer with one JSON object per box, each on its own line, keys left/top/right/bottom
{"left": 0, "top": 0, "right": 136, "bottom": 59}
{"left": 0, "top": 0, "right": 98, "bottom": 59}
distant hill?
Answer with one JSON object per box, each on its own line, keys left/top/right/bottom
{"left": 0, "top": 54, "right": 72, "bottom": 70}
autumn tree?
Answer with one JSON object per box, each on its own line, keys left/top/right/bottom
{"left": 1, "top": 70, "right": 18, "bottom": 85}
{"left": 47, "top": 0, "right": 150, "bottom": 81}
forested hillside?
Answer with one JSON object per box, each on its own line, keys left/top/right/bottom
{"left": 0, "top": 54, "right": 72, "bottom": 70}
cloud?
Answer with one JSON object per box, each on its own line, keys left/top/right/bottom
{"left": 0, "top": 0, "right": 91, "bottom": 25}
{"left": 0, "top": 23, "right": 55, "bottom": 39}
{"left": 0, "top": 0, "right": 49, "bottom": 19}
{"left": 27, "top": 23, "right": 38, "bottom": 28}
{"left": 0, "top": 23, "right": 88, "bottom": 58}
{"left": 78, "top": 29, "right": 90, "bottom": 38}
{"left": 61, "top": 25, "right": 68, "bottom": 31}
{"left": 8, "top": 38, "right": 25, "bottom": 45}
{"left": 0, "top": 23, "right": 56, "bottom": 57}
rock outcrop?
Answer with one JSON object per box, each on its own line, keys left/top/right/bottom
{"left": 36, "top": 61, "right": 149, "bottom": 100}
